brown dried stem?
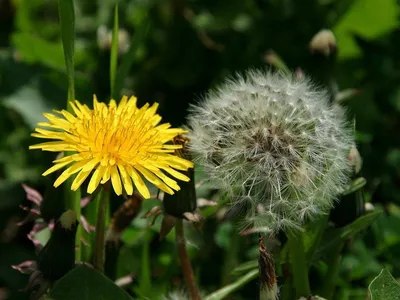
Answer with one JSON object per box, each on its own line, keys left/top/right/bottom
{"left": 175, "top": 219, "right": 201, "bottom": 300}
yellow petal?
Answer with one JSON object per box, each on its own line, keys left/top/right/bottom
{"left": 110, "top": 165, "right": 122, "bottom": 195}
{"left": 59, "top": 110, "right": 77, "bottom": 123}
{"left": 82, "top": 158, "right": 100, "bottom": 172}
{"left": 53, "top": 160, "right": 90, "bottom": 187}
{"left": 71, "top": 169, "right": 92, "bottom": 191}
{"left": 43, "top": 113, "right": 71, "bottom": 128}
{"left": 101, "top": 166, "right": 111, "bottom": 184}
{"left": 140, "top": 164, "right": 179, "bottom": 190}
{"left": 42, "top": 160, "right": 73, "bottom": 176}
{"left": 116, "top": 96, "right": 128, "bottom": 115}
{"left": 126, "top": 165, "right": 150, "bottom": 199}
{"left": 160, "top": 166, "right": 190, "bottom": 182}
{"left": 163, "top": 144, "right": 183, "bottom": 150}
{"left": 87, "top": 165, "right": 106, "bottom": 194}
{"left": 69, "top": 101, "right": 83, "bottom": 119}
{"left": 117, "top": 164, "right": 133, "bottom": 195}
{"left": 29, "top": 141, "right": 74, "bottom": 151}
{"left": 135, "top": 165, "right": 174, "bottom": 195}
{"left": 166, "top": 155, "right": 194, "bottom": 169}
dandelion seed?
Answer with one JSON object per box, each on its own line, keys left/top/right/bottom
{"left": 30, "top": 95, "right": 194, "bottom": 198}
{"left": 187, "top": 69, "right": 353, "bottom": 233}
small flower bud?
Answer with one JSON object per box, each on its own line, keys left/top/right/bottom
{"left": 163, "top": 136, "right": 197, "bottom": 218}
{"left": 259, "top": 235, "right": 279, "bottom": 300}
{"left": 97, "top": 25, "right": 131, "bottom": 55}
{"left": 348, "top": 144, "right": 362, "bottom": 174}
{"left": 309, "top": 29, "right": 337, "bottom": 56}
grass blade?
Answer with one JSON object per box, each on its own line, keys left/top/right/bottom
{"left": 58, "top": 0, "right": 82, "bottom": 261}
{"left": 110, "top": 2, "right": 119, "bottom": 99}
{"left": 58, "top": 0, "right": 75, "bottom": 104}
{"left": 204, "top": 269, "right": 258, "bottom": 300}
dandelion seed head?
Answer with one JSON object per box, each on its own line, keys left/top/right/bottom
{"left": 187, "top": 69, "right": 353, "bottom": 232}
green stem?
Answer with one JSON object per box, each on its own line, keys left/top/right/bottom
{"left": 321, "top": 242, "right": 344, "bottom": 299}
{"left": 93, "top": 186, "right": 110, "bottom": 272}
{"left": 287, "top": 229, "right": 311, "bottom": 298}
{"left": 64, "top": 181, "right": 82, "bottom": 261}
{"left": 175, "top": 219, "right": 202, "bottom": 300}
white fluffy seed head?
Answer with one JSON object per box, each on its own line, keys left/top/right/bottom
{"left": 186, "top": 69, "right": 354, "bottom": 233}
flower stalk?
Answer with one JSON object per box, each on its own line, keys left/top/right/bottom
{"left": 287, "top": 229, "right": 311, "bottom": 298}
{"left": 93, "top": 184, "right": 110, "bottom": 272}
{"left": 175, "top": 219, "right": 201, "bottom": 300}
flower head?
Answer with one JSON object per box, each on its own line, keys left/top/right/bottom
{"left": 187, "top": 70, "right": 353, "bottom": 232}
{"left": 30, "top": 95, "right": 194, "bottom": 198}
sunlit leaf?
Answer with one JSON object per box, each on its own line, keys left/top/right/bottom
{"left": 369, "top": 269, "right": 400, "bottom": 300}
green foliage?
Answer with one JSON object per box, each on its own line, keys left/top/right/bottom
{"left": 110, "top": 3, "right": 119, "bottom": 99}
{"left": 369, "top": 269, "right": 400, "bottom": 300}
{"left": 57, "top": 0, "right": 75, "bottom": 103}
{"left": 1, "top": 0, "right": 400, "bottom": 299}
{"left": 50, "top": 265, "right": 133, "bottom": 300}
{"left": 333, "top": 0, "right": 399, "bottom": 59}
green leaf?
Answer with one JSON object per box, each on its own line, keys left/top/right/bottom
{"left": 110, "top": 3, "right": 119, "bottom": 99}
{"left": 58, "top": 0, "right": 75, "bottom": 103}
{"left": 341, "top": 177, "right": 366, "bottom": 196}
{"left": 204, "top": 269, "right": 258, "bottom": 300}
{"left": 58, "top": 0, "right": 81, "bottom": 261}
{"left": 231, "top": 260, "right": 258, "bottom": 275}
{"left": 11, "top": 33, "right": 65, "bottom": 70}
{"left": 340, "top": 210, "right": 382, "bottom": 240}
{"left": 333, "top": 0, "right": 399, "bottom": 59}
{"left": 318, "top": 210, "right": 383, "bottom": 258}
{"left": 49, "top": 265, "right": 133, "bottom": 300}
{"left": 304, "top": 215, "right": 329, "bottom": 264}
{"left": 369, "top": 269, "right": 400, "bottom": 300}
{"left": 2, "top": 84, "right": 49, "bottom": 129}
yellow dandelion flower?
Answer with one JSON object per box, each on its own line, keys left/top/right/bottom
{"left": 29, "top": 95, "right": 194, "bottom": 199}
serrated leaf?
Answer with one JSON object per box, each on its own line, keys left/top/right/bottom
{"left": 369, "top": 269, "right": 400, "bottom": 300}
{"left": 49, "top": 265, "right": 133, "bottom": 300}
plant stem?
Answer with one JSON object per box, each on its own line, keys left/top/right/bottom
{"left": 64, "top": 180, "right": 82, "bottom": 261}
{"left": 175, "top": 219, "right": 202, "bottom": 300}
{"left": 286, "top": 229, "right": 311, "bottom": 298}
{"left": 321, "top": 241, "right": 344, "bottom": 299}
{"left": 93, "top": 186, "right": 109, "bottom": 272}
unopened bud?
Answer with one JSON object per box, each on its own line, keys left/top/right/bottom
{"left": 163, "top": 136, "right": 197, "bottom": 218}
{"left": 97, "top": 25, "right": 131, "bottom": 55}
{"left": 309, "top": 29, "right": 337, "bottom": 56}
{"left": 259, "top": 235, "right": 278, "bottom": 300}
{"left": 348, "top": 145, "right": 362, "bottom": 174}
{"left": 59, "top": 210, "right": 77, "bottom": 230}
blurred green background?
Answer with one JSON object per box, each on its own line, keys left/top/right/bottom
{"left": 1, "top": 0, "right": 400, "bottom": 299}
